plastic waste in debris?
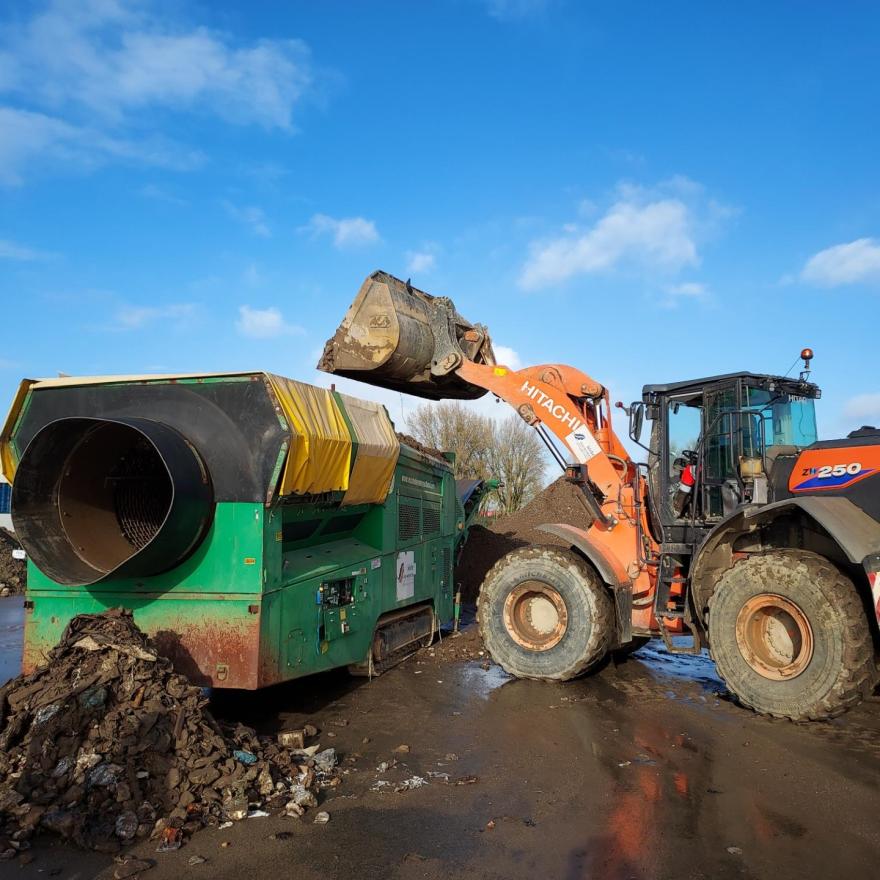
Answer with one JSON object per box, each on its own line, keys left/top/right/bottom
{"left": 314, "top": 748, "right": 338, "bottom": 773}
{"left": 114, "top": 811, "right": 138, "bottom": 841}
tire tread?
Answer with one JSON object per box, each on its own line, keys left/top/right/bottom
{"left": 708, "top": 550, "right": 875, "bottom": 721}
{"left": 476, "top": 545, "right": 615, "bottom": 681}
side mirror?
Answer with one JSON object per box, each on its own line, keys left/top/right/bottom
{"left": 629, "top": 403, "right": 644, "bottom": 444}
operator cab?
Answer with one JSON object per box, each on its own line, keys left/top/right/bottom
{"left": 637, "top": 369, "right": 820, "bottom": 541}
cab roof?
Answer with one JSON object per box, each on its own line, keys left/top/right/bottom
{"left": 642, "top": 371, "right": 820, "bottom": 404}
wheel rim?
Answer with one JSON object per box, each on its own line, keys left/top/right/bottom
{"left": 503, "top": 581, "right": 568, "bottom": 651}
{"left": 735, "top": 594, "right": 814, "bottom": 680}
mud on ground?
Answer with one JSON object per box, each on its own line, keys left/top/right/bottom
{"left": 9, "top": 622, "right": 880, "bottom": 880}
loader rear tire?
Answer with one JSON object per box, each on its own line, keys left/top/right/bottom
{"left": 477, "top": 546, "right": 615, "bottom": 681}
{"left": 708, "top": 550, "right": 875, "bottom": 721}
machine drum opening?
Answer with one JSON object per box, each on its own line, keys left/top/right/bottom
{"left": 13, "top": 417, "right": 214, "bottom": 587}
{"left": 111, "top": 437, "right": 173, "bottom": 551}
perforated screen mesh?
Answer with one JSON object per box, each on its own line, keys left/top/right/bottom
{"left": 111, "top": 440, "right": 171, "bottom": 550}
{"left": 422, "top": 506, "right": 441, "bottom": 535}
{"left": 398, "top": 502, "right": 421, "bottom": 540}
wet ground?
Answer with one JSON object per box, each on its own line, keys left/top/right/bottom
{"left": 2, "top": 595, "right": 880, "bottom": 880}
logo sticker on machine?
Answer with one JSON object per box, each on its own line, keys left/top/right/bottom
{"left": 371, "top": 558, "right": 381, "bottom": 570}
{"left": 565, "top": 430, "right": 601, "bottom": 463}
{"left": 396, "top": 550, "right": 416, "bottom": 601}
{"left": 790, "top": 446, "right": 880, "bottom": 492}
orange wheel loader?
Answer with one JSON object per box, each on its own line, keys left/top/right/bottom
{"left": 319, "top": 271, "right": 880, "bottom": 720}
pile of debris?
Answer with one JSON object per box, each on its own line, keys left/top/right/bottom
{"left": 0, "top": 609, "right": 337, "bottom": 859}
{"left": 396, "top": 433, "right": 449, "bottom": 462}
{"left": 0, "top": 529, "right": 25, "bottom": 596}
{"left": 456, "top": 477, "right": 589, "bottom": 603}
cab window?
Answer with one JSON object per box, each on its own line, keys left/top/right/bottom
{"left": 668, "top": 398, "right": 702, "bottom": 470}
{"left": 745, "top": 387, "right": 818, "bottom": 449}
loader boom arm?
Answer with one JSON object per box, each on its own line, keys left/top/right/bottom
{"left": 318, "top": 269, "right": 636, "bottom": 514}
{"left": 454, "top": 358, "right": 634, "bottom": 505}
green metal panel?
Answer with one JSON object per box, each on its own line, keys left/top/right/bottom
{"left": 21, "top": 422, "right": 476, "bottom": 689}
{"left": 26, "top": 502, "right": 265, "bottom": 596}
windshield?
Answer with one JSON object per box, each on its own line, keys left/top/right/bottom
{"left": 746, "top": 387, "right": 818, "bottom": 449}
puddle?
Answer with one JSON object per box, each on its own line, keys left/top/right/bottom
{"left": 633, "top": 638, "right": 725, "bottom": 693}
{"left": 0, "top": 594, "right": 24, "bottom": 686}
{"left": 457, "top": 661, "right": 513, "bottom": 698}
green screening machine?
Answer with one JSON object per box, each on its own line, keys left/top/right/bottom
{"left": 0, "top": 371, "right": 489, "bottom": 688}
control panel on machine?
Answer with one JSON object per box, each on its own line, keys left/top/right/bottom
{"left": 317, "top": 577, "right": 356, "bottom": 608}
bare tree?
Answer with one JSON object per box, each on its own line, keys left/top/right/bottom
{"left": 406, "top": 402, "right": 493, "bottom": 480}
{"left": 407, "top": 403, "right": 548, "bottom": 513}
{"left": 488, "top": 416, "right": 548, "bottom": 514}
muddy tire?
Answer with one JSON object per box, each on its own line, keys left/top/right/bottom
{"left": 708, "top": 550, "right": 875, "bottom": 721}
{"left": 476, "top": 546, "right": 615, "bottom": 681}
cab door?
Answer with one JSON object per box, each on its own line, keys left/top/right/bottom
{"left": 700, "top": 382, "right": 741, "bottom": 520}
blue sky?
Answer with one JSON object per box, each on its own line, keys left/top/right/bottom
{"left": 1, "top": 0, "right": 879, "bottom": 441}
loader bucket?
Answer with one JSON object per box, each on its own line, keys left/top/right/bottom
{"left": 318, "top": 270, "right": 495, "bottom": 400}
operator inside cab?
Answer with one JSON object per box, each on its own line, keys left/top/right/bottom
{"left": 648, "top": 360, "right": 820, "bottom": 525}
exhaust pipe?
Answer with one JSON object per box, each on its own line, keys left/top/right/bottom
{"left": 12, "top": 417, "right": 214, "bottom": 587}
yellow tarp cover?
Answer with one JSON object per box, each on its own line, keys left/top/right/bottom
{"left": 338, "top": 393, "right": 400, "bottom": 506}
{"left": 0, "top": 379, "right": 36, "bottom": 482}
{"left": 268, "top": 375, "right": 352, "bottom": 496}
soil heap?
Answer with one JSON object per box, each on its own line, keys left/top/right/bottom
{"left": 0, "top": 529, "right": 26, "bottom": 595}
{"left": 455, "top": 477, "right": 590, "bottom": 603}
{"left": 396, "top": 433, "right": 449, "bottom": 463}
{"left": 0, "top": 609, "right": 336, "bottom": 859}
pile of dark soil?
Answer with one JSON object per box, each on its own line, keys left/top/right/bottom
{"left": 396, "top": 433, "right": 449, "bottom": 463}
{"left": 430, "top": 625, "right": 485, "bottom": 663}
{"left": 0, "top": 529, "right": 25, "bottom": 595}
{"left": 0, "top": 609, "right": 336, "bottom": 859}
{"left": 455, "top": 477, "right": 590, "bottom": 603}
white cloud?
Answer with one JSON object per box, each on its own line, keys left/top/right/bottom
{"left": 236, "top": 305, "right": 304, "bottom": 339}
{"left": 138, "top": 183, "right": 187, "bottom": 206}
{"left": 406, "top": 249, "right": 437, "bottom": 274}
{"left": 518, "top": 178, "right": 721, "bottom": 290}
{"left": 801, "top": 238, "right": 880, "bottom": 287}
{"left": 1, "top": 2, "right": 313, "bottom": 128}
{"left": 242, "top": 263, "right": 264, "bottom": 287}
{"left": 0, "top": 1, "right": 317, "bottom": 183}
{"left": 0, "top": 106, "right": 203, "bottom": 185}
{"left": 222, "top": 201, "right": 271, "bottom": 237}
{"left": 661, "top": 281, "right": 709, "bottom": 308}
{"left": 493, "top": 344, "right": 522, "bottom": 370}
{"left": 665, "top": 282, "right": 707, "bottom": 298}
{"left": 303, "top": 214, "right": 380, "bottom": 249}
{"left": 111, "top": 302, "right": 196, "bottom": 330}
{"left": 843, "top": 393, "right": 880, "bottom": 424}
{"left": 0, "top": 238, "right": 56, "bottom": 261}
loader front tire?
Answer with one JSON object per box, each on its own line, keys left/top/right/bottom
{"left": 477, "top": 546, "right": 615, "bottom": 681}
{"left": 708, "top": 550, "right": 875, "bottom": 721}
